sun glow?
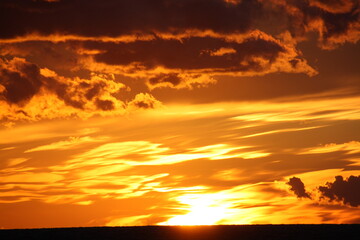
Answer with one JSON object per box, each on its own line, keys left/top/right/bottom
{"left": 160, "top": 193, "right": 233, "bottom": 226}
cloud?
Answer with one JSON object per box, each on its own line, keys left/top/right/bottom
{"left": 59, "top": 31, "right": 315, "bottom": 92}
{"left": 261, "top": 0, "right": 360, "bottom": 49}
{"left": 1, "top": 96, "right": 360, "bottom": 227}
{"left": 0, "top": 57, "right": 43, "bottom": 104}
{"left": 6, "top": 158, "right": 28, "bottom": 166}
{"left": 127, "top": 93, "right": 162, "bottom": 109}
{"left": 24, "top": 136, "right": 107, "bottom": 153}
{"left": 287, "top": 177, "right": 311, "bottom": 199}
{"left": 231, "top": 95, "right": 360, "bottom": 123}
{"left": 147, "top": 73, "right": 217, "bottom": 89}
{"left": 0, "top": 172, "right": 63, "bottom": 183}
{"left": 80, "top": 33, "right": 317, "bottom": 78}
{"left": 3, "top": 0, "right": 359, "bottom": 124}
{"left": 300, "top": 141, "right": 360, "bottom": 155}
{"left": 0, "top": 0, "right": 261, "bottom": 39}
{"left": 0, "top": 57, "right": 131, "bottom": 122}
{"left": 319, "top": 175, "right": 360, "bottom": 207}
{"left": 0, "top": 41, "right": 81, "bottom": 74}
{"left": 285, "top": 172, "right": 360, "bottom": 208}
{"left": 55, "top": 141, "right": 258, "bottom": 172}
{"left": 1, "top": 0, "right": 358, "bottom": 49}
{"left": 308, "top": 0, "right": 356, "bottom": 14}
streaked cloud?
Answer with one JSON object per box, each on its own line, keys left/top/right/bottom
{"left": 6, "top": 158, "right": 28, "bottom": 167}
{"left": 1, "top": 94, "right": 359, "bottom": 227}
{"left": 0, "top": 172, "right": 63, "bottom": 184}
{"left": 300, "top": 141, "right": 360, "bottom": 155}
{"left": 79, "top": 33, "right": 317, "bottom": 79}
{"left": 24, "top": 136, "right": 108, "bottom": 153}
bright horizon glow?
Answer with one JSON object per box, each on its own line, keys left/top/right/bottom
{"left": 159, "top": 193, "right": 234, "bottom": 226}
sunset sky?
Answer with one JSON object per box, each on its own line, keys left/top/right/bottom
{"left": 1, "top": 0, "right": 360, "bottom": 229}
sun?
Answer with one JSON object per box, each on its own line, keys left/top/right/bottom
{"left": 159, "top": 193, "right": 232, "bottom": 226}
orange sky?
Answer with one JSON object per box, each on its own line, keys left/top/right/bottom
{"left": 0, "top": 0, "right": 360, "bottom": 229}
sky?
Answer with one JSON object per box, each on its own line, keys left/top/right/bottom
{"left": 0, "top": 0, "right": 360, "bottom": 229}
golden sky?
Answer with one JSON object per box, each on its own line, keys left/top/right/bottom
{"left": 0, "top": 0, "right": 360, "bottom": 229}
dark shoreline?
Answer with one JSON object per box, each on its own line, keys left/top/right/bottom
{"left": 1, "top": 224, "right": 359, "bottom": 240}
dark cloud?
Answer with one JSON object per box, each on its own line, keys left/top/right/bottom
{"left": 309, "top": 0, "right": 356, "bottom": 13}
{"left": 0, "top": 41, "right": 80, "bottom": 77}
{"left": 1, "top": 0, "right": 358, "bottom": 49}
{"left": 44, "top": 77, "right": 86, "bottom": 109}
{"left": 0, "top": 58, "right": 43, "bottom": 104}
{"left": 87, "top": 37, "right": 284, "bottom": 71}
{"left": 149, "top": 73, "right": 182, "bottom": 87}
{"left": 0, "top": 0, "right": 261, "bottom": 39}
{"left": 287, "top": 177, "right": 311, "bottom": 199}
{"left": 262, "top": 0, "right": 360, "bottom": 48}
{"left": 95, "top": 98, "right": 115, "bottom": 111}
{"left": 80, "top": 35, "right": 315, "bottom": 78}
{"left": 0, "top": 57, "right": 126, "bottom": 121}
{"left": 319, "top": 175, "right": 360, "bottom": 207}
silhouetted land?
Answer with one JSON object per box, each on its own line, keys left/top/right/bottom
{"left": 1, "top": 225, "right": 359, "bottom": 240}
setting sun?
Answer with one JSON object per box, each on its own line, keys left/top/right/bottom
{"left": 160, "top": 193, "right": 233, "bottom": 226}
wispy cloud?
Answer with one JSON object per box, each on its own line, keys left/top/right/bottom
{"left": 300, "top": 141, "right": 360, "bottom": 155}
{"left": 25, "top": 136, "right": 108, "bottom": 153}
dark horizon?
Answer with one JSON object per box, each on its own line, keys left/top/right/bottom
{"left": 1, "top": 225, "right": 360, "bottom": 240}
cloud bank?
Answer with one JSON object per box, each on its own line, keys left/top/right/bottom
{"left": 1, "top": 0, "right": 358, "bottom": 48}
{"left": 0, "top": 0, "right": 359, "bottom": 123}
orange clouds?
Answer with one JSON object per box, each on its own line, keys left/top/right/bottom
{"left": 0, "top": 29, "right": 319, "bottom": 124}
{"left": 0, "top": 57, "right": 123, "bottom": 121}
{"left": 300, "top": 141, "right": 360, "bottom": 155}
{"left": 128, "top": 93, "right": 163, "bottom": 109}
{"left": 1, "top": 0, "right": 359, "bottom": 125}
{"left": 309, "top": 0, "right": 356, "bottom": 14}
{"left": 1, "top": 94, "right": 360, "bottom": 228}
{"left": 147, "top": 73, "right": 217, "bottom": 90}
{"left": 261, "top": 0, "right": 360, "bottom": 49}
{"left": 0, "top": 57, "right": 43, "bottom": 104}
{"left": 0, "top": 57, "right": 166, "bottom": 123}
{"left": 80, "top": 33, "right": 317, "bottom": 77}
{"left": 24, "top": 136, "right": 108, "bottom": 153}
